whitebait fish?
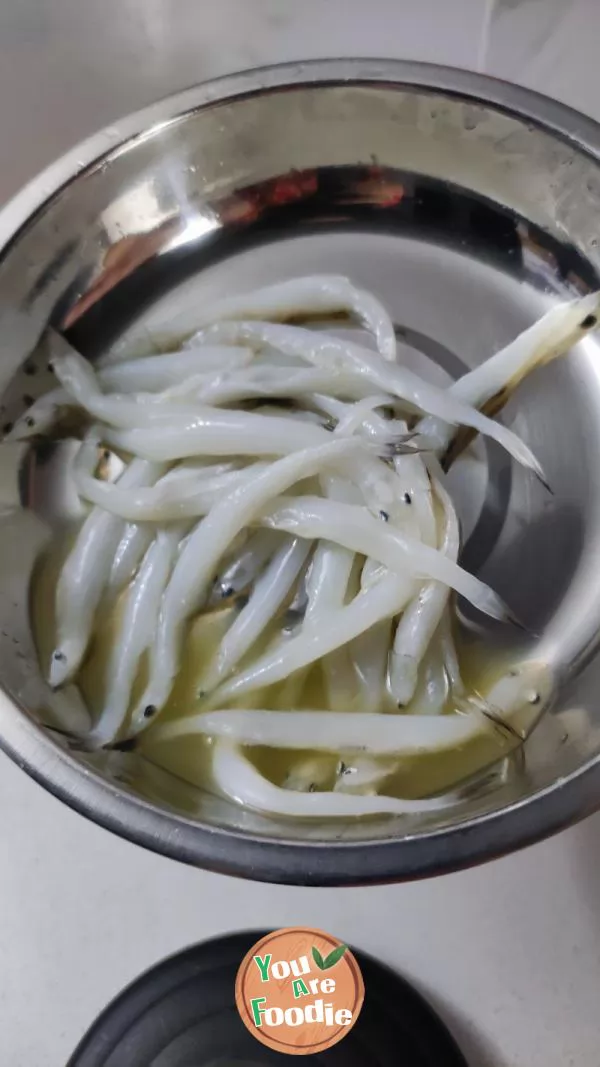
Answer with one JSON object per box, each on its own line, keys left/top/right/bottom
{"left": 334, "top": 754, "right": 398, "bottom": 794}
{"left": 181, "top": 275, "right": 398, "bottom": 360}
{"left": 351, "top": 617, "right": 393, "bottom": 713}
{"left": 313, "top": 396, "right": 434, "bottom": 540}
{"left": 305, "top": 489, "right": 358, "bottom": 707}
{"left": 418, "top": 290, "right": 600, "bottom": 458}
{"left": 304, "top": 536, "right": 357, "bottom": 711}
{"left": 101, "top": 346, "right": 252, "bottom": 392}
{"left": 102, "top": 409, "right": 330, "bottom": 460}
{"left": 263, "top": 496, "right": 510, "bottom": 620}
{"left": 407, "top": 637, "right": 450, "bottom": 716}
{"left": 75, "top": 459, "right": 267, "bottom": 521}
{"left": 195, "top": 367, "right": 373, "bottom": 407}
{"left": 209, "top": 529, "right": 283, "bottom": 605}
{"left": 389, "top": 468, "right": 460, "bottom": 706}
{"left": 7, "top": 386, "right": 69, "bottom": 440}
{"left": 6, "top": 344, "right": 253, "bottom": 440}
{"left": 213, "top": 572, "right": 421, "bottom": 703}
{"left": 26, "top": 275, "right": 574, "bottom": 819}
{"left": 194, "top": 320, "right": 545, "bottom": 477}
{"left": 108, "top": 522, "right": 154, "bottom": 593}
{"left": 49, "top": 454, "right": 163, "bottom": 687}
{"left": 158, "top": 706, "right": 481, "bottom": 752}
{"left": 53, "top": 350, "right": 235, "bottom": 431}
{"left": 305, "top": 540, "right": 355, "bottom": 622}
{"left": 454, "top": 293, "right": 600, "bottom": 399}
{"left": 211, "top": 741, "right": 455, "bottom": 818}
{"left": 86, "top": 527, "right": 182, "bottom": 749}
{"left": 204, "top": 536, "right": 311, "bottom": 689}
{"left": 130, "top": 437, "right": 378, "bottom": 730}
{"left": 160, "top": 660, "right": 552, "bottom": 754}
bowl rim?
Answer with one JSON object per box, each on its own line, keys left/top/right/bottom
{"left": 2, "top": 57, "right": 600, "bottom": 886}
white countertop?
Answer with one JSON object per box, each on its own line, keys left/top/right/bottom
{"left": 3, "top": 753, "right": 600, "bottom": 1067}
{"left": 1, "top": 2, "right": 599, "bottom": 1064}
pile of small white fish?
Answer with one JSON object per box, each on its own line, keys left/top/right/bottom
{"left": 14, "top": 276, "right": 600, "bottom": 820}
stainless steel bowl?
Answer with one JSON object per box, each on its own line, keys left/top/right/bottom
{"left": 2, "top": 59, "right": 600, "bottom": 885}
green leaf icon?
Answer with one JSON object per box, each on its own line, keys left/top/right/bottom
{"left": 322, "top": 943, "right": 348, "bottom": 969}
{"left": 311, "top": 946, "right": 326, "bottom": 970}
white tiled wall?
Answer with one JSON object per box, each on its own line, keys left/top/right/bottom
{"left": 485, "top": 0, "right": 599, "bottom": 116}
{"left": 0, "top": 1, "right": 598, "bottom": 203}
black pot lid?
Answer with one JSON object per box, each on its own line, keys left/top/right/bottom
{"left": 68, "top": 930, "right": 467, "bottom": 1066}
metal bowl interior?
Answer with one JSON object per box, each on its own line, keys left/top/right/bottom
{"left": 1, "top": 60, "right": 600, "bottom": 885}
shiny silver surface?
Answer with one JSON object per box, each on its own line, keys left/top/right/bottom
{"left": 1, "top": 59, "right": 600, "bottom": 885}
